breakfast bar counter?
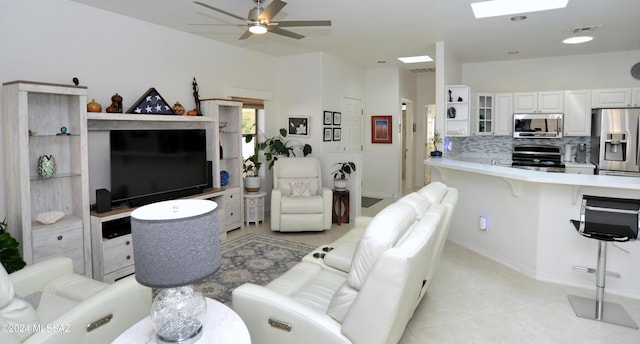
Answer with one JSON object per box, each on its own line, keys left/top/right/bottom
{"left": 425, "top": 157, "right": 640, "bottom": 299}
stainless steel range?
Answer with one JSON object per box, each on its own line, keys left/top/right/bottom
{"left": 511, "top": 144, "right": 565, "bottom": 172}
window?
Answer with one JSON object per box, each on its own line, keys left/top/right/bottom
{"left": 232, "top": 97, "right": 264, "bottom": 160}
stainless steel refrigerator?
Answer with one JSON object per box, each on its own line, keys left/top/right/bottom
{"left": 591, "top": 108, "right": 640, "bottom": 176}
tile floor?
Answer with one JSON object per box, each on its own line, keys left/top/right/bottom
{"left": 227, "top": 196, "right": 640, "bottom": 343}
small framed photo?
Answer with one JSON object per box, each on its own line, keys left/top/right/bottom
{"left": 371, "top": 115, "right": 392, "bottom": 144}
{"left": 323, "top": 127, "right": 332, "bottom": 141}
{"left": 333, "top": 128, "right": 341, "bottom": 141}
{"left": 323, "top": 111, "right": 332, "bottom": 125}
{"left": 288, "top": 116, "right": 309, "bottom": 137}
{"left": 333, "top": 112, "right": 342, "bottom": 126}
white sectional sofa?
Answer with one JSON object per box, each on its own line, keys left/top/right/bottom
{"left": 232, "top": 182, "right": 458, "bottom": 344}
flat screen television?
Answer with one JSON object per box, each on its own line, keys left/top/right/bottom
{"left": 110, "top": 129, "right": 208, "bottom": 207}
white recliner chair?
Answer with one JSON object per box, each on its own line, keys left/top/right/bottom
{"left": 0, "top": 257, "right": 151, "bottom": 344}
{"left": 271, "top": 157, "right": 332, "bottom": 231}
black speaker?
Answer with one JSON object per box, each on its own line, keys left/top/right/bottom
{"left": 207, "top": 160, "right": 213, "bottom": 188}
{"left": 95, "top": 188, "right": 112, "bottom": 213}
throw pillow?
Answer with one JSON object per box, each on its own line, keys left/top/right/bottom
{"left": 290, "top": 180, "right": 312, "bottom": 197}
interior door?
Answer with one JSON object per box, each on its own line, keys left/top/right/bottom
{"left": 341, "top": 97, "right": 363, "bottom": 152}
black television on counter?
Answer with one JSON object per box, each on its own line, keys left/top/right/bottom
{"left": 110, "top": 129, "right": 208, "bottom": 207}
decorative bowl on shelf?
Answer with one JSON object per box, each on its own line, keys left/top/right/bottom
{"left": 36, "top": 211, "right": 64, "bottom": 225}
{"left": 220, "top": 170, "right": 230, "bottom": 187}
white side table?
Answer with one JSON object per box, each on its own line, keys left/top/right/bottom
{"left": 244, "top": 191, "right": 266, "bottom": 225}
{"left": 113, "top": 297, "right": 251, "bottom": 343}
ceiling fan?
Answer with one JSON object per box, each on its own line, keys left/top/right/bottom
{"left": 193, "top": 0, "right": 331, "bottom": 40}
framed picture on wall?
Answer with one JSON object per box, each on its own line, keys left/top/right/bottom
{"left": 323, "top": 111, "right": 332, "bottom": 125}
{"left": 333, "top": 111, "right": 342, "bottom": 125}
{"left": 333, "top": 128, "right": 341, "bottom": 141}
{"left": 323, "top": 127, "right": 332, "bottom": 141}
{"left": 371, "top": 115, "right": 392, "bottom": 143}
{"left": 288, "top": 116, "right": 309, "bottom": 137}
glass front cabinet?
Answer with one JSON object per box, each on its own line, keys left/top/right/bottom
{"left": 476, "top": 93, "right": 493, "bottom": 135}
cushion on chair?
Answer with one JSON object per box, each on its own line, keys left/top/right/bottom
{"left": 44, "top": 273, "right": 108, "bottom": 302}
{"left": 279, "top": 178, "right": 319, "bottom": 196}
{"left": 418, "top": 181, "right": 448, "bottom": 204}
{"left": 281, "top": 195, "right": 324, "bottom": 213}
{"left": 397, "top": 192, "right": 431, "bottom": 218}
{"left": 0, "top": 265, "right": 40, "bottom": 341}
{"left": 347, "top": 201, "right": 417, "bottom": 289}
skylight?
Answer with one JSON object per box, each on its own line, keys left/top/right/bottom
{"left": 398, "top": 55, "right": 433, "bottom": 64}
{"left": 471, "top": 0, "right": 569, "bottom": 19}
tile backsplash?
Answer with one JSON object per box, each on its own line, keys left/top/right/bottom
{"left": 446, "top": 135, "right": 591, "bottom": 161}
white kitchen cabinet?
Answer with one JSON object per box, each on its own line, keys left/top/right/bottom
{"left": 475, "top": 93, "right": 493, "bottom": 135}
{"left": 494, "top": 93, "right": 513, "bottom": 136}
{"left": 591, "top": 88, "right": 640, "bottom": 108}
{"left": 445, "top": 85, "right": 471, "bottom": 136}
{"left": 514, "top": 91, "right": 563, "bottom": 113}
{"left": 563, "top": 89, "right": 592, "bottom": 136}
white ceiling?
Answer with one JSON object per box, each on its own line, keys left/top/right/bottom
{"left": 71, "top": 0, "right": 640, "bottom": 71}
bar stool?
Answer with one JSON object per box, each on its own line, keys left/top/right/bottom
{"left": 569, "top": 195, "right": 640, "bottom": 329}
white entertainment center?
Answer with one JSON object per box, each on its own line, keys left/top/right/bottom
{"left": 3, "top": 80, "right": 243, "bottom": 282}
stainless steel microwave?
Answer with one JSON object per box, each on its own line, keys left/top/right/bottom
{"left": 513, "top": 113, "right": 563, "bottom": 138}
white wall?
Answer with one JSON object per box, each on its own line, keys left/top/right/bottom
{"left": 415, "top": 73, "right": 436, "bottom": 185}
{"left": 462, "top": 50, "right": 640, "bottom": 92}
{"left": 364, "top": 68, "right": 401, "bottom": 198}
{"left": 0, "top": 0, "right": 277, "bottom": 216}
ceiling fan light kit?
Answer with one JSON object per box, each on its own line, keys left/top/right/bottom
{"left": 193, "top": 0, "right": 331, "bottom": 40}
{"left": 249, "top": 23, "right": 267, "bottom": 34}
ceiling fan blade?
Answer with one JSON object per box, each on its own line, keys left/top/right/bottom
{"left": 269, "top": 26, "right": 304, "bottom": 40}
{"left": 257, "top": 0, "right": 287, "bottom": 23}
{"left": 274, "top": 20, "right": 332, "bottom": 27}
{"left": 239, "top": 30, "right": 253, "bottom": 40}
{"left": 193, "top": 1, "right": 246, "bottom": 22}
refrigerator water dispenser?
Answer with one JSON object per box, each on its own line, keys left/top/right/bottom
{"left": 604, "top": 133, "right": 626, "bottom": 161}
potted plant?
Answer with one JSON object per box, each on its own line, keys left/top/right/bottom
{"left": 0, "top": 218, "right": 26, "bottom": 273}
{"left": 261, "top": 128, "right": 312, "bottom": 169}
{"left": 331, "top": 161, "right": 356, "bottom": 190}
{"left": 430, "top": 130, "right": 443, "bottom": 157}
{"left": 243, "top": 136, "right": 263, "bottom": 192}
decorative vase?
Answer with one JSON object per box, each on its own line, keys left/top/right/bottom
{"left": 87, "top": 99, "right": 102, "bottom": 112}
{"left": 37, "top": 155, "right": 56, "bottom": 178}
{"left": 172, "top": 102, "right": 185, "bottom": 115}
{"left": 244, "top": 176, "right": 261, "bottom": 192}
{"left": 334, "top": 178, "right": 348, "bottom": 190}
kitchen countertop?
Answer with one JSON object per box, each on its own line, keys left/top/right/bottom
{"left": 425, "top": 157, "right": 640, "bottom": 191}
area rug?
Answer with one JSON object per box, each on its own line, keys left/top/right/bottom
{"left": 194, "top": 233, "right": 315, "bottom": 305}
{"left": 362, "top": 196, "right": 383, "bottom": 208}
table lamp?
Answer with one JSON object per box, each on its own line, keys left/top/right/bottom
{"left": 131, "top": 199, "right": 220, "bottom": 344}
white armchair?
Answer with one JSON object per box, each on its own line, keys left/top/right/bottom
{"left": 0, "top": 257, "right": 151, "bottom": 344}
{"left": 271, "top": 157, "right": 332, "bottom": 231}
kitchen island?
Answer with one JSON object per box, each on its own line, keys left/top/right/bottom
{"left": 426, "top": 157, "right": 640, "bottom": 299}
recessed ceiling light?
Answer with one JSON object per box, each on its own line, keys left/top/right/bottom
{"left": 471, "top": 0, "right": 569, "bottom": 19}
{"left": 398, "top": 55, "right": 434, "bottom": 64}
{"left": 508, "top": 51, "right": 520, "bottom": 55}
{"left": 563, "top": 36, "right": 593, "bottom": 44}
{"left": 510, "top": 15, "right": 527, "bottom": 21}
{"left": 377, "top": 60, "right": 387, "bottom": 64}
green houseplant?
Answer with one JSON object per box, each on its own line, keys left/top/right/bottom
{"left": 243, "top": 135, "right": 263, "bottom": 192}
{"left": 331, "top": 161, "right": 356, "bottom": 190}
{"left": 0, "top": 218, "right": 26, "bottom": 273}
{"left": 259, "top": 128, "right": 312, "bottom": 169}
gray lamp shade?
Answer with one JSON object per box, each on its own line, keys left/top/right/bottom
{"left": 130, "top": 199, "right": 220, "bottom": 288}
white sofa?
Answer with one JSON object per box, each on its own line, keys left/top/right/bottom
{"left": 0, "top": 257, "right": 151, "bottom": 344}
{"left": 271, "top": 157, "right": 333, "bottom": 232}
{"left": 233, "top": 182, "right": 458, "bottom": 344}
